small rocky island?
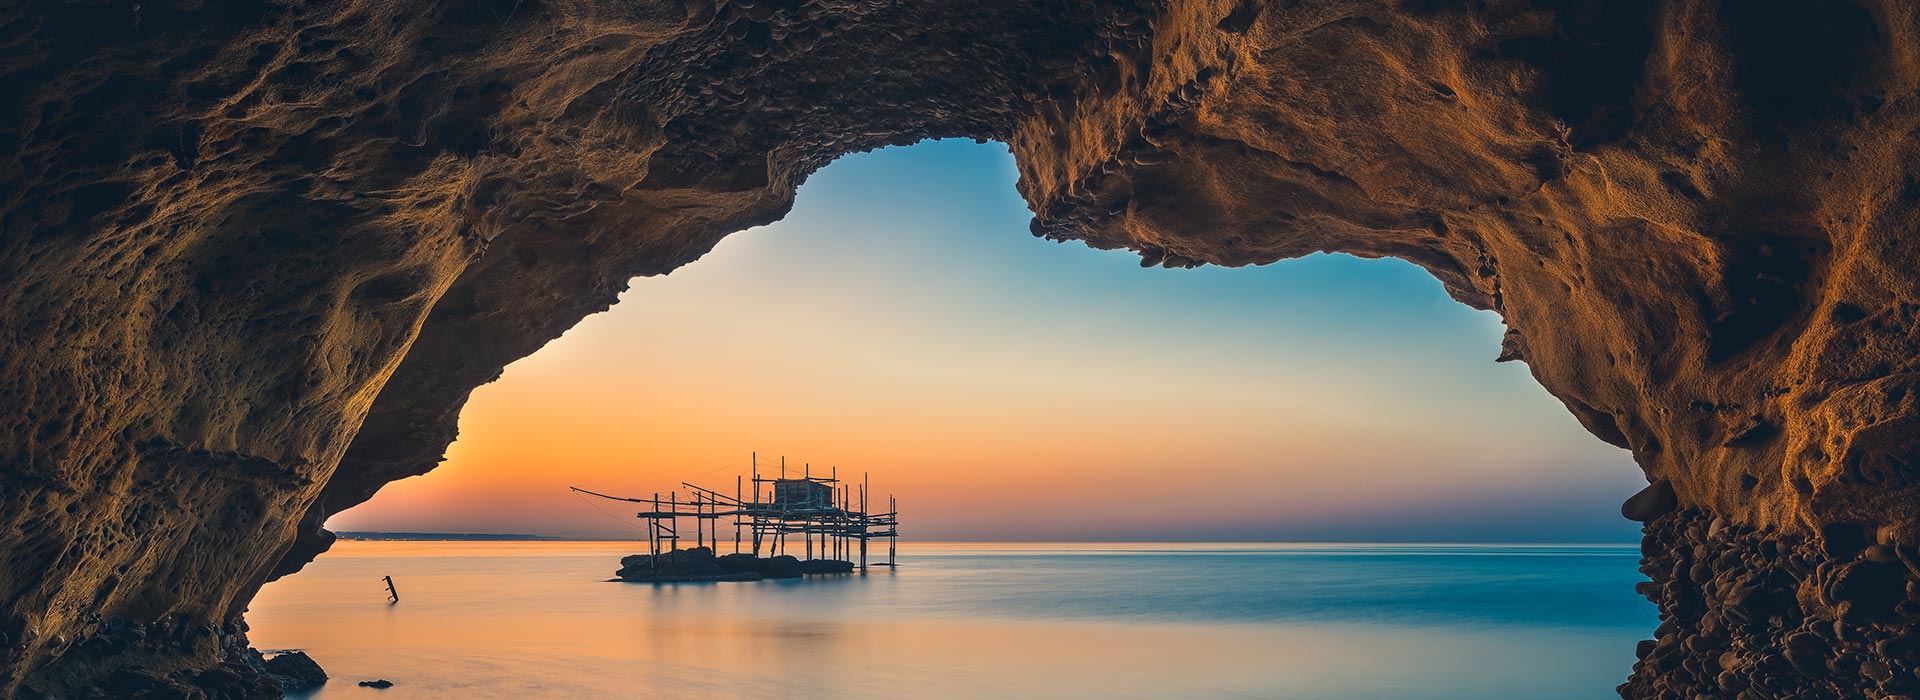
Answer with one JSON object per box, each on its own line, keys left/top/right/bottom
{"left": 615, "top": 547, "right": 855, "bottom": 583}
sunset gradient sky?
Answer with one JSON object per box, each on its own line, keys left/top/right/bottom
{"left": 327, "top": 140, "right": 1646, "bottom": 542}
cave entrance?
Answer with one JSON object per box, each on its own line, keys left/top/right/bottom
{"left": 250, "top": 140, "right": 1653, "bottom": 698}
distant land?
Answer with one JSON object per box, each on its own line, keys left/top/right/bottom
{"left": 333, "top": 531, "right": 567, "bottom": 541}
{"left": 325, "top": 531, "right": 1638, "bottom": 545}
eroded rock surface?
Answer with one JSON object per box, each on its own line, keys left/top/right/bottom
{"left": 1626, "top": 510, "right": 1920, "bottom": 699}
{"left": 3, "top": 0, "right": 1919, "bottom": 697}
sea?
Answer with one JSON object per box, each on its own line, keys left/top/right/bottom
{"left": 247, "top": 541, "right": 1656, "bottom": 700}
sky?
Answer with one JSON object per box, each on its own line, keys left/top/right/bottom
{"left": 327, "top": 139, "right": 1647, "bottom": 542}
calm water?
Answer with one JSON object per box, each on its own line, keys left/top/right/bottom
{"left": 248, "top": 541, "right": 1655, "bottom": 699}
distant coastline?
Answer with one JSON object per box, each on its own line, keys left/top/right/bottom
{"left": 326, "top": 534, "right": 1637, "bottom": 546}
{"left": 333, "top": 531, "right": 566, "bottom": 542}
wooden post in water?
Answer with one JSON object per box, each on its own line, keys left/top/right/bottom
{"left": 751, "top": 454, "right": 762, "bottom": 556}
{"left": 831, "top": 466, "right": 838, "bottom": 562}
{"left": 383, "top": 575, "right": 399, "bottom": 603}
{"left": 859, "top": 474, "right": 868, "bottom": 570}
{"left": 803, "top": 462, "right": 811, "bottom": 561}
{"left": 649, "top": 492, "right": 660, "bottom": 569}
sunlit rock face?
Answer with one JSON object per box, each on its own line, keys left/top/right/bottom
{"left": 2, "top": 0, "right": 1917, "bottom": 696}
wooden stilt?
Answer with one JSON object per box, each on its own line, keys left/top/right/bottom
{"left": 572, "top": 452, "right": 900, "bottom": 577}
{"left": 752, "top": 455, "right": 763, "bottom": 556}
{"left": 859, "top": 476, "right": 868, "bottom": 570}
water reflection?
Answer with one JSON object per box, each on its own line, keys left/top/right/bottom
{"left": 250, "top": 541, "right": 1652, "bottom": 699}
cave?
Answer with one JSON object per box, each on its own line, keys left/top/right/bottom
{"left": 3, "top": 0, "right": 1920, "bottom": 698}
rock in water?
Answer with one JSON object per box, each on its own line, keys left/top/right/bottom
{"left": 802, "top": 559, "right": 856, "bottom": 574}
{"left": 359, "top": 679, "right": 395, "bottom": 689}
{"left": 760, "top": 555, "right": 805, "bottom": 579}
{"left": 718, "top": 553, "right": 763, "bottom": 574}
{"left": 616, "top": 547, "right": 764, "bottom": 582}
{"left": 262, "top": 651, "right": 327, "bottom": 691}
{"left": 613, "top": 549, "right": 854, "bottom": 581}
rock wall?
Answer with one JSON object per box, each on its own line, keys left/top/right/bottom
{"left": 1626, "top": 509, "right": 1920, "bottom": 699}
{"left": 3, "top": 0, "right": 1919, "bottom": 697}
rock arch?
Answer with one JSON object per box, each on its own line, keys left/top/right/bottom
{"left": 3, "top": 1, "right": 1919, "bottom": 697}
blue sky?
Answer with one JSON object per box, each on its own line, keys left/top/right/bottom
{"left": 336, "top": 139, "right": 1647, "bottom": 542}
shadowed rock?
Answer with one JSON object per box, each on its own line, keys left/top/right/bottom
{"left": 759, "top": 555, "right": 805, "bottom": 580}
{"left": 261, "top": 651, "right": 327, "bottom": 691}
{"left": 614, "top": 546, "right": 760, "bottom": 581}
{"left": 718, "top": 553, "right": 764, "bottom": 574}
{"left": 802, "top": 559, "right": 856, "bottom": 574}
{"left": 1621, "top": 480, "right": 1677, "bottom": 523}
{"left": 616, "top": 549, "right": 838, "bottom": 581}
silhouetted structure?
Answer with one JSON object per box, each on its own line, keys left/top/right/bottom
{"left": 572, "top": 453, "right": 899, "bottom": 575}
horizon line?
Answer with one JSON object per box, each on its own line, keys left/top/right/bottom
{"left": 332, "top": 530, "right": 1640, "bottom": 546}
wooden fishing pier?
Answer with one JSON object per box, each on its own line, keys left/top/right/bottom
{"left": 571, "top": 453, "right": 900, "bottom": 575}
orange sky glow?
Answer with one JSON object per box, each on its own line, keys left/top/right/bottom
{"left": 327, "top": 141, "right": 1643, "bottom": 542}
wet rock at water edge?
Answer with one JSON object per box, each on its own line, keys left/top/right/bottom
{"left": 617, "top": 547, "right": 762, "bottom": 582}
{"left": 758, "top": 555, "right": 805, "bottom": 579}
{"left": 612, "top": 548, "right": 856, "bottom": 581}
{"left": 802, "top": 559, "right": 856, "bottom": 574}
{"left": 718, "top": 552, "right": 763, "bottom": 574}
{"left": 262, "top": 650, "right": 328, "bottom": 691}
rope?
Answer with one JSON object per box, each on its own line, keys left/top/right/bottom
{"left": 673, "top": 456, "right": 753, "bottom": 482}
{"left": 571, "top": 489, "right": 646, "bottom": 531}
